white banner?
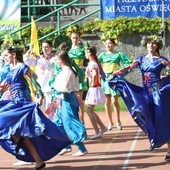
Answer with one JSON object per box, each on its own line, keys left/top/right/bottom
{"left": 0, "top": 0, "right": 21, "bottom": 38}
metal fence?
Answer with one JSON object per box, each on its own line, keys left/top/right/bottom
{"left": 5, "top": 0, "right": 100, "bottom": 42}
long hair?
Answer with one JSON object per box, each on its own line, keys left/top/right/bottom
{"left": 88, "top": 46, "right": 106, "bottom": 81}
{"left": 156, "top": 47, "right": 160, "bottom": 56}
{"left": 59, "top": 42, "right": 70, "bottom": 52}
{"left": 55, "top": 50, "right": 78, "bottom": 77}
{"left": 8, "top": 47, "right": 23, "bottom": 63}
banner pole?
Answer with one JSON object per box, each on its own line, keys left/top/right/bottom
{"left": 161, "top": 0, "right": 165, "bottom": 55}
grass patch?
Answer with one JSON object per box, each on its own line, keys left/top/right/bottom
{"left": 84, "top": 97, "right": 128, "bottom": 112}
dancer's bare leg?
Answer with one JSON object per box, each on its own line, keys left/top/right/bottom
{"left": 112, "top": 96, "right": 121, "bottom": 123}
{"left": 86, "top": 105, "right": 100, "bottom": 134}
{"left": 77, "top": 90, "right": 85, "bottom": 124}
{"left": 93, "top": 112, "right": 107, "bottom": 131}
{"left": 105, "top": 95, "right": 114, "bottom": 129}
{"left": 112, "top": 96, "right": 122, "bottom": 130}
{"left": 12, "top": 135, "right": 44, "bottom": 168}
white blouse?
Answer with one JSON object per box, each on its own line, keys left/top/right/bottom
{"left": 53, "top": 67, "right": 79, "bottom": 93}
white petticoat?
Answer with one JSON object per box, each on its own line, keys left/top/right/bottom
{"left": 85, "top": 87, "right": 105, "bottom": 105}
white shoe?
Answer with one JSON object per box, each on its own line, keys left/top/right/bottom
{"left": 58, "top": 148, "right": 72, "bottom": 155}
{"left": 100, "top": 127, "right": 108, "bottom": 134}
{"left": 117, "top": 123, "right": 122, "bottom": 130}
{"left": 72, "top": 151, "right": 88, "bottom": 156}
{"left": 90, "top": 133, "right": 101, "bottom": 139}
{"left": 13, "top": 161, "right": 34, "bottom": 166}
{"left": 108, "top": 123, "right": 114, "bottom": 130}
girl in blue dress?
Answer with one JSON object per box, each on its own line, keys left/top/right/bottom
{"left": 108, "top": 35, "right": 170, "bottom": 162}
{"left": 0, "top": 47, "right": 71, "bottom": 169}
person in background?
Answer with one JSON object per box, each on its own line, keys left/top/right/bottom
{"left": 23, "top": 40, "right": 55, "bottom": 112}
{"left": 108, "top": 34, "right": 170, "bottom": 162}
{"left": 67, "top": 24, "right": 87, "bottom": 124}
{"left": 68, "top": 0, "right": 79, "bottom": 15}
{"left": 59, "top": 42, "right": 70, "bottom": 52}
{"left": 47, "top": 50, "right": 88, "bottom": 156}
{"left": 49, "top": 42, "right": 67, "bottom": 101}
{"left": 0, "top": 50, "right": 10, "bottom": 99}
{"left": 58, "top": 0, "right": 70, "bottom": 16}
{"left": 49, "top": 41, "right": 84, "bottom": 111}
{"left": 77, "top": 0, "right": 87, "bottom": 15}
{"left": 0, "top": 47, "right": 71, "bottom": 169}
{"left": 0, "top": 51, "right": 10, "bottom": 83}
{"left": 84, "top": 43, "right": 107, "bottom": 139}
{"left": 98, "top": 31, "right": 132, "bottom": 131}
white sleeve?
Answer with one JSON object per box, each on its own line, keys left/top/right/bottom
{"left": 23, "top": 53, "right": 38, "bottom": 66}
{"left": 53, "top": 69, "right": 79, "bottom": 93}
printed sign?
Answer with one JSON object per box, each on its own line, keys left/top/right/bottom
{"left": 100, "top": 0, "right": 170, "bottom": 19}
{"left": 0, "top": 0, "right": 21, "bottom": 39}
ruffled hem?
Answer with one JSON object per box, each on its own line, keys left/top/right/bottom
{"left": 85, "top": 87, "right": 105, "bottom": 105}
{"left": 0, "top": 100, "right": 71, "bottom": 162}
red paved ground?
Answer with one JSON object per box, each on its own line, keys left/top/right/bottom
{"left": 0, "top": 111, "right": 170, "bottom": 170}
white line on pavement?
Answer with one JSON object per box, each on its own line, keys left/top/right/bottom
{"left": 122, "top": 129, "right": 142, "bottom": 170}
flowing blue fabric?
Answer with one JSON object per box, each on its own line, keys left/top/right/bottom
{"left": 0, "top": 101, "right": 71, "bottom": 162}
{"left": 0, "top": 64, "right": 71, "bottom": 162}
{"left": 52, "top": 92, "right": 87, "bottom": 144}
{"left": 109, "top": 80, "right": 156, "bottom": 145}
{"left": 108, "top": 55, "right": 170, "bottom": 149}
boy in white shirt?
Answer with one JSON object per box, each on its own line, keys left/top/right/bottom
{"left": 23, "top": 40, "right": 55, "bottom": 111}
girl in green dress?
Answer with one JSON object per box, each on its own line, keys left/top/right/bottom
{"left": 66, "top": 24, "right": 87, "bottom": 124}
{"left": 98, "top": 31, "right": 132, "bottom": 131}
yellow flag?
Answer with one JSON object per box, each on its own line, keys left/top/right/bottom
{"left": 31, "top": 16, "right": 40, "bottom": 55}
{"left": 30, "top": 16, "right": 39, "bottom": 72}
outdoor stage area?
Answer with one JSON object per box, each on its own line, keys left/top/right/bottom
{"left": 0, "top": 111, "right": 170, "bottom": 170}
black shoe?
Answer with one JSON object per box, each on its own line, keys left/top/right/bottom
{"left": 165, "top": 155, "right": 170, "bottom": 162}
{"left": 149, "top": 145, "right": 154, "bottom": 152}
{"left": 34, "top": 162, "right": 46, "bottom": 170}
{"left": 15, "top": 137, "right": 25, "bottom": 158}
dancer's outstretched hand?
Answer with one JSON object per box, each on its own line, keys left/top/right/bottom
{"left": 107, "top": 74, "right": 118, "bottom": 81}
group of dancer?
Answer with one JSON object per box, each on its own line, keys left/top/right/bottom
{"left": 0, "top": 23, "right": 170, "bottom": 170}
